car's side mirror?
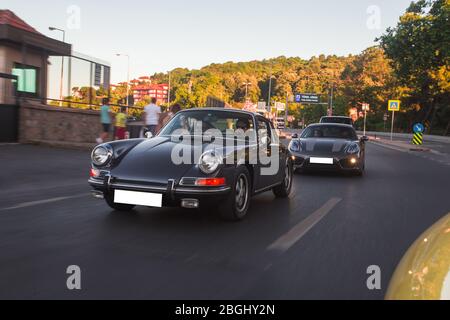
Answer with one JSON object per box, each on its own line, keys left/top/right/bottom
{"left": 360, "top": 136, "right": 369, "bottom": 142}
{"left": 145, "top": 131, "right": 153, "bottom": 139}
{"left": 292, "top": 133, "right": 299, "bottom": 139}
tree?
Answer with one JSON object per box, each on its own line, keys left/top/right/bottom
{"left": 378, "top": 0, "right": 450, "bottom": 133}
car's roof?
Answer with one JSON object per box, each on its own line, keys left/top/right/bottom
{"left": 320, "top": 116, "right": 352, "bottom": 119}
{"left": 307, "top": 123, "right": 355, "bottom": 129}
{"left": 180, "top": 107, "right": 257, "bottom": 116}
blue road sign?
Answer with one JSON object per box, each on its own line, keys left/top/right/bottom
{"left": 413, "top": 123, "right": 425, "bottom": 134}
{"left": 295, "top": 94, "right": 320, "bottom": 104}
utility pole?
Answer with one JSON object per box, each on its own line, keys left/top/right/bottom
{"left": 168, "top": 71, "right": 171, "bottom": 107}
{"left": 116, "top": 53, "right": 130, "bottom": 107}
{"left": 49, "top": 27, "right": 65, "bottom": 106}
{"left": 285, "top": 93, "right": 289, "bottom": 128}
{"left": 328, "top": 83, "right": 335, "bottom": 116}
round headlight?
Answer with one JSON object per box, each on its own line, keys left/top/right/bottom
{"left": 199, "top": 151, "right": 222, "bottom": 174}
{"left": 91, "top": 145, "right": 113, "bottom": 166}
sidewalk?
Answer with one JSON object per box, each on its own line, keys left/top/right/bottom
{"left": 368, "top": 136, "right": 433, "bottom": 153}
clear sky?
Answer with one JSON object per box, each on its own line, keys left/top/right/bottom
{"left": 3, "top": 0, "right": 413, "bottom": 84}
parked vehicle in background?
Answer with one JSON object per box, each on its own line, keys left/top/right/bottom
{"left": 320, "top": 116, "right": 353, "bottom": 126}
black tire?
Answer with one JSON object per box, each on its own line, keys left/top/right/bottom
{"left": 219, "top": 166, "right": 251, "bottom": 221}
{"left": 104, "top": 191, "right": 135, "bottom": 211}
{"left": 273, "top": 160, "right": 293, "bottom": 198}
{"left": 355, "top": 159, "right": 365, "bottom": 176}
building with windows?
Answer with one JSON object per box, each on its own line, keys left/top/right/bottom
{"left": 132, "top": 83, "right": 169, "bottom": 104}
{"left": 0, "top": 10, "right": 71, "bottom": 104}
{"left": 0, "top": 10, "right": 111, "bottom": 146}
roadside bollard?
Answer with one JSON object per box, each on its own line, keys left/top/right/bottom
{"left": 412, "top": 132, "right": 423, "bottom": 145}
{"left": 412, "top": 123, "right": 424, "bottom": 145}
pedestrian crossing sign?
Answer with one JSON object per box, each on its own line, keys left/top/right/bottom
{"left": 388, "top": 100, "right": 400, "bottom": 111}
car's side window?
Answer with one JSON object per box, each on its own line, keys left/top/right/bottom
{"left": 267, "top": 120, "right": 279, "bottom": 144}
{"left": 256, "top": 117, "right": 270, "bottom": 146}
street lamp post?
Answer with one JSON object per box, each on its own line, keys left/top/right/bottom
{"left": 242, "top": 82, "right": 251, "bottom": 102}
{"left": 49, "top": 27, "right": 65, "bottom": 106}
{"left": 116, "top": 53, "right": 130, "bottom": 107}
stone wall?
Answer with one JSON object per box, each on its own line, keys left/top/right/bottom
{"left": 19, "top": 100, "right": 102, "bottom": 148}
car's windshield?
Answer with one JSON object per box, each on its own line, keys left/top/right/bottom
{"left": 159, "top": 110, "right": 255, "bottom": 137}
{"left": 321, "top": 117, "right": 352, "bottom": 125}
{"left": 301, "top": 125, "right": 357, "bottom": 140}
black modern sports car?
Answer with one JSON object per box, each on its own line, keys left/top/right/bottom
{"left": 89, "top": 108, "right": 293, "bottom": 220}
{"left": 289, "top": 123, "right": 368, "bottom": 175}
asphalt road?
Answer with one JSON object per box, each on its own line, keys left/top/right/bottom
{"left": 0, "top": 142, "right": 449, "bottom": 299}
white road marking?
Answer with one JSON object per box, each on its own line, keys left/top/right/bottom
{"left": 268, "top": 197, "right": 342, "bottom": 252}
{"left": 0, "top": 193, "right": 90, "bottom": 211}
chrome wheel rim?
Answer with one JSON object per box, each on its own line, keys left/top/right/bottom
{"left": 235, "top": 174, "right": 249, "bottom": 212}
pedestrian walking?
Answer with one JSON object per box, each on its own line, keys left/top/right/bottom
{"left": 115, "top": 106, "right": 128, "bottom": 140}
{"left": 97, "top": 98, "right": 112, "bottom": 144}
{"left": 143, "top": 97, "right": 161, "bottom": 136}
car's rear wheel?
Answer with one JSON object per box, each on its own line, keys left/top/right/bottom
{"left": 219, "top": 166, "right": 251, "bottom": 221}
{"left": 104, "top": 191, "right": 135, "bottom": 211}
{"left": 273, "top": 160, "right": 293, "bottom": 198}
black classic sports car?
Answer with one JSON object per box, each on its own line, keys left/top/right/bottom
{"left": 289, "top": 123, "right": 368, "bottom": 175}
{"left": 89, "top": 108, "right": 293, "bottom": 220}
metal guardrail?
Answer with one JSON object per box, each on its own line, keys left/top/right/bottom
{"left": 21, "top": 97, "right": 144, "bottom": 113}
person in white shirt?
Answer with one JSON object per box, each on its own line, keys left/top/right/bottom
{"left": 143, "top": 98, "right": 161, "bottom": 135}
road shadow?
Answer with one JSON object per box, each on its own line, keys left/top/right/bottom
{"left": 295, "top": 170, "right": 362, "bottom": 179}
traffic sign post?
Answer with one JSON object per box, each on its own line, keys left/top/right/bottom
{"left": 295, "top": 93, "right": 320, "bottom": 104}
{"left": 413, "top": 123, "right": 424, "bottom": 134}
{"left": 412, "top": 123, "right": 424, "bottom": 145}
{"left": 383, "top": 113, "right": 388, "bottom": 132}
{"left": 388, "top": 100, "right": 401, "bottom": 141}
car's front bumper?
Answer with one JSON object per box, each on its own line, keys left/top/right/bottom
{"left": 291, "top": 153, "right": 363, "bottom": 172}
{"left": 88, "top": 177, "right": 231, "bottom": 208}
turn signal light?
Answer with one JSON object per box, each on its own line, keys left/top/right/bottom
{"left": 90, "top": 168, "right": 100, "bottom": 178}
{"left": 195, "top": 177, "right": 226, "bottom": 186}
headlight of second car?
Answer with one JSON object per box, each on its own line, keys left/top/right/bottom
{"left": 199, "top": 151, "right": 222, "bottom": 174}
{"left": 289, "top": 140, "right": 302, "bottom": 152}
{"left": 91, "top": 145, "right": 113, "bottom": 166}
{"left": 345, "top": 143, "right": 360, "bottom": 155}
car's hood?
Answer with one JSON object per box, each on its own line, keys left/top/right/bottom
{"left": 110, "top": 136, "right": 237, "bottom": 184}
{"left": 299, "top": 138, "right": 355, "bottom": 156}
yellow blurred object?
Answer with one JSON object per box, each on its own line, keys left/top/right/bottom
{"left": 386, "top": 213, "right": 450, "bottom": 300}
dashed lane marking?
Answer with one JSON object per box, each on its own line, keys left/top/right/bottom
{"left": 0, "top": 193, "right": 90, "bottom": 211}
{"left": 267, "top": 197, "right": 342, "bottom": 252}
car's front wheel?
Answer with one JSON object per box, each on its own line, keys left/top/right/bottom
{"left": 273, "top": 160, "right": 293, "bottom": 198}
{"left": 219, "top": 166, "right": 251, "bottom": 221}
{"left": 104, "top": 191, "right": 135, "bottom": 211}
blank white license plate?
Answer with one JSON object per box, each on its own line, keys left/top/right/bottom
{"left": 114, "top": 190, "right": 162, "bottom": 207}
{"left": 310, "top": 157, "right": 334, "bottom": 165}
